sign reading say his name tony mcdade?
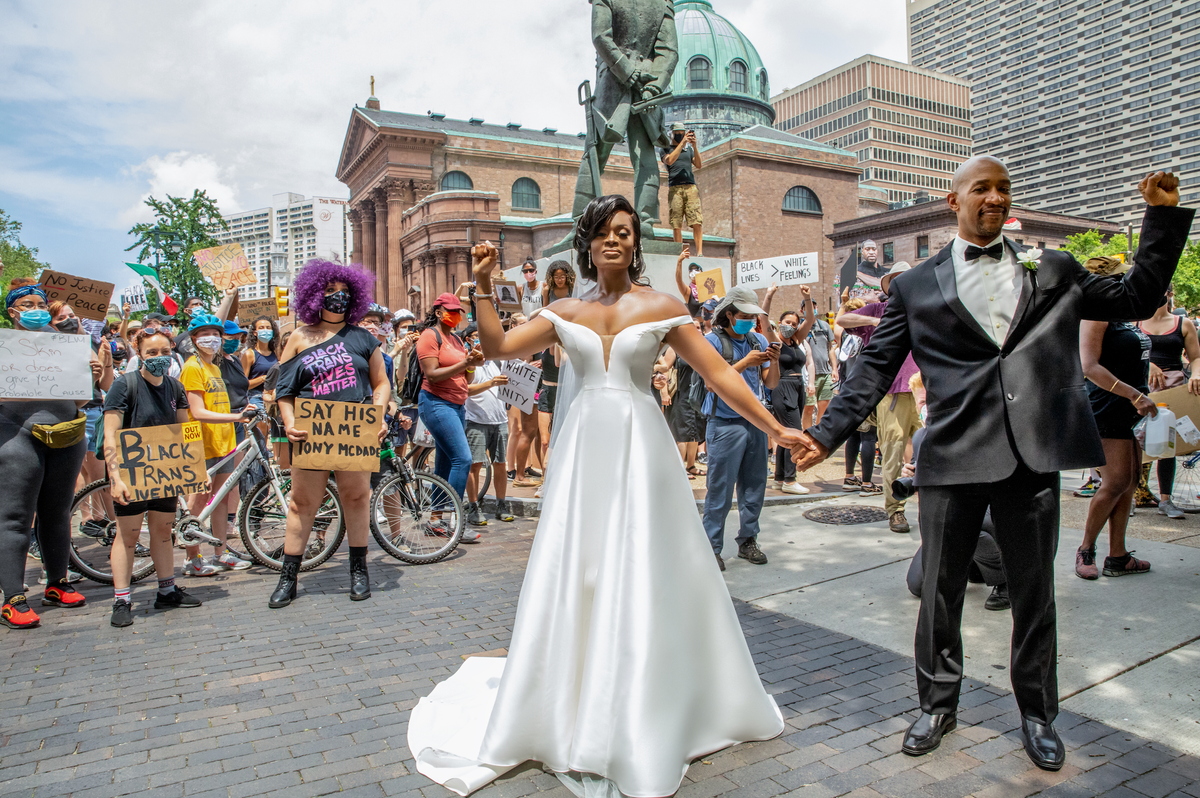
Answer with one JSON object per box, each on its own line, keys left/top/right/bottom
{"left": 292, "top": 399, "right": 382, "bottom": 472}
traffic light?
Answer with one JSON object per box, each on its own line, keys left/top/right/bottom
{"left": 826, "top": 311, "right": 835, "bottom": 325}
{"left": 273, "top": 286, "right": 289, "bottom": 317}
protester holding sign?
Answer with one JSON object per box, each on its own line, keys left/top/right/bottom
{"left": 762, "top": 283, "right": 817, "bottom": 494}
{"left": 180, "top": 313, "right": 255, "bottom": 577}
{"left": 274, "top": 259, "right": 392, "bottom": 608}
{"left": 0, "top": 278, "right": 89, "bottom": 630}
{"left": 102, "top": 328, "right": 203, "bottom": 627}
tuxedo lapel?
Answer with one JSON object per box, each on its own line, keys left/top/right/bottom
{"left": 1003, "top": 239, "right": 1038, "bottom": 351}
{"left": 933, "top": 244, "right": 997, "bottom": 347}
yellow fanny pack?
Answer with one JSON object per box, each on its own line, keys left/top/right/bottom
{"left": 31, "top": 412, "right": 88, "bottom": 449}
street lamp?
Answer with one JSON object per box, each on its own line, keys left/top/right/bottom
{"left": 147, "top": 226, "right": 183, "bottom": 276}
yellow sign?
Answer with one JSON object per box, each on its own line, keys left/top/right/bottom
{"left": 292, "top": 399, "right": 382, "bottom": 472}
{"left": 115, "top": 422, "right": 207, "bottom": 500}
{"left": 193, "top": 244, "right": 257, "bottom": 292}
{"left": 695, "top": 268, "right": 726, "bottom": 303}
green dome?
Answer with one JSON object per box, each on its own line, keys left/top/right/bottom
{"left": 669, "top": 0, "right": 771, "bottom": 103}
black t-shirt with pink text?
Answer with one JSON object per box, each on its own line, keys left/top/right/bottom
{"left": 276, "top": 325, "right": 380, "bottom": 404}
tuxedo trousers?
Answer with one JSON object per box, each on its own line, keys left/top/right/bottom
{"left": 916, "top": 463, "right": 1059, "bottom": 725}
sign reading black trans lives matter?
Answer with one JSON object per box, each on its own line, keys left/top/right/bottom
{"left": 116, "top": 422, "right": 208, "bottom": 500}
{"left": 292, "top": 399, "right": 382, "bottom": 472}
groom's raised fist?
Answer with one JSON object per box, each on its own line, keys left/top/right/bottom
{"left": 1139, "top": 171, "right": 1180, "bottom": 207}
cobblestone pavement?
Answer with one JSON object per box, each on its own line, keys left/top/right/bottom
{"left": 2, "top": 519, "right": 1198, "bottom": 798}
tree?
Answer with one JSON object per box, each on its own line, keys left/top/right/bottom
{"left": 1174, "top": 239, "right": 1200, "bottom": 314}
{"left": 0, "top": 209, "right": 51, "bottom": 329}
{"left": 1059, "top": 229, "right": 1139, "bottom": 263}
{"left": 126, "top": 190, "right": 229, "bottom": 314}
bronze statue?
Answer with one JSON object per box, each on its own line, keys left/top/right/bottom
{"left": 571, "top": 0, "right": 679, "bottom": 239}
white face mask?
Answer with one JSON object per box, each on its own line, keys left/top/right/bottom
{"left": 195, "top": 335, "right": 222, "bottom": 352}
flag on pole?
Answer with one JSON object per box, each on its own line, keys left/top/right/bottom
{"left": 125, "top": 262, "right": 178, "bottom": 315}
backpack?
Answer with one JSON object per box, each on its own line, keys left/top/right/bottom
{"left": 399, "top": 328, "right": 456, "bottom": 407}
{"left": 700, "top": 328, "right": 764, "bottom": 416}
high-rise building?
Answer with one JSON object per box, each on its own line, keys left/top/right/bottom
{"left": 215, "top": 192, "right": 349, "bottom": 300}
{"left": 771, "top": 54, "right": 972, "bottom": 204}
{"left": 907, "top": 0, "right": 1200, "bottom": 230}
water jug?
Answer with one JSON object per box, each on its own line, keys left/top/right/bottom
{"left": 1145, "top": 404, "right": 1176, "bottom": 459}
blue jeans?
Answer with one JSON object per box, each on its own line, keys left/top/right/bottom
{"left": 702, "top": 416, "right": 768, "bottom": 555}
{"left": 418, "top": 390, "right": 471, "bottom": 500}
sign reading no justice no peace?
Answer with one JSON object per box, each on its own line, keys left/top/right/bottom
{"left": 736, "top": 253, "right": 819, "bottom": 288}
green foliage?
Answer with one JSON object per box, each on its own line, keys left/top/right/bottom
{"left": 1174, "top": 239, "right": 1200, "bottom": 314}
{"left": 1059, "top": 229, "right": 1139, "bottom": 263}
{"left": 126, "top": 190, "right": 229, "bottom": 313}
{"left": 0, "top": 208, "right": 51, "bottom": 329}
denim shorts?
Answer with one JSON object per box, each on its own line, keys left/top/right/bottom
{"left": 84, "top": 405, "right": 103, "bottom": 454}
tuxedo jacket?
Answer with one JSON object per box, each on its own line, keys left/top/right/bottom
{"left": 811, "top": 205, "right": 1195, "bottom": 487}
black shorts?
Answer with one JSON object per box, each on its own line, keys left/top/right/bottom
{"left": 114, "top": 496, "right": 178, "bottom": 517}
{"left": 538, "top": 384, "right": 558, "bottom": 414}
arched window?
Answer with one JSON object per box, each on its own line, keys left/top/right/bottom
{"left": 783, "top": 186, "right": 822, "bottom": 214}
{"left": 758, "top": 69, "right": 770, "bottom": 100}
{"left": 728, "top": 60, "right": 748, "bottom": 93}
{"left": 512, "top": 177, "right": 541, "bottom": 210}
{"left": 688, "top": 56, "right": 712, "bottom": 90}
{"left": 440, "top": 171, "right": 473, "bottom": 191}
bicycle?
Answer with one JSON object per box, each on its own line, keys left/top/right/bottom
{"left": 369, "top": 416, "right": 465, "bottom": 563}
{"left": 1170, "top": 449, "right": 1200, "bottom": 513}
{"left": 408, "top": 444, "right": 493, "bottom": 502}
{"left": 68, "top": 416, "right": 346, "bottom": 583}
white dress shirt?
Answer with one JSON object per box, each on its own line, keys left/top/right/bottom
{"left": 951, "top": 234, "right": 1022, "bottom": 345}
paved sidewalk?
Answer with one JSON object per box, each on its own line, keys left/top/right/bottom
{"left": 2, "top": 519, "right": 1198, "bottom": 798}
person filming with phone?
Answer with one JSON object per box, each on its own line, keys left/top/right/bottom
{"left": 662, "top": 122, "right": 704, "bottom": 257}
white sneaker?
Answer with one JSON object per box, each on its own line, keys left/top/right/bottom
{"left": 212, "top": 552, "right": 252, "bottom": 571}
{"left": 780, "top": 482, "right": 810, "bottom": 495}
{"left": 182, "top": 557, "right": 218, "bottom": 577}
{"left": 768, "top": 480, "right": 782, "bottom": 490}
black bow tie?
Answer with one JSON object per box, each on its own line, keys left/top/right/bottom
{"left": 964, "top": 243, "right": 1004, "bottom": 261}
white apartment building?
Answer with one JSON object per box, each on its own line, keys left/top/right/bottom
{"left": 908, "top": 0, "right": 1200, "bottom": 230}
{"left": 215, "top": 192, "right": 350, "bottom": 300}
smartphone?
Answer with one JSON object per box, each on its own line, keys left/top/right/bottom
{"left": 769, "top": 342, "right": 782, "bottom": 350}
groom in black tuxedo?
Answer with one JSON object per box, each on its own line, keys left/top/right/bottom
{"left": 794, "top": 158, "right": 1192, "bottom": 770}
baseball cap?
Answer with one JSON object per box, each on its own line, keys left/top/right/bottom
{"left": 432, "top": 292, "right": 463, "bottom": 311}
{"left": 714, "top": 285, "right": 767, "bottom": 318}
{"left": 144, "top": 312, "right": 172, "bottom": 323}
{"left": 222, "top": 320, "right": 247, "bottom": 335}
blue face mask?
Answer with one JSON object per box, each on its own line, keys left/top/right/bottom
{"left": 222, "top": 339, "right": 240, "bottom": 354}
{"left": 732, "top": 319, "right": 756, "bottom": 335}
{"left": 257, "top": 329, "right": 273, "bottom": 342}
{"left": 18, "top": 309, "right": 51, "bottom": 329}
{"left": 143, "top": 356, "right": 173, "bottom": 377}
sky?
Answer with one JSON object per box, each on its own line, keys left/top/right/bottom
{"left": 0, "top": 0, "right": 909, "bottom": 289}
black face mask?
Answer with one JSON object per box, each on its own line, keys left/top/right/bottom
{"left": 323, "top": 290, "right": 351, "bottom": 315}
{"left": 55, "top": 318, "right": 80, "bottom": 334}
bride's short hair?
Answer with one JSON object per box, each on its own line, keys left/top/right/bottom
{"left": 574, "top": 195, "right": 649, "bottom": 287}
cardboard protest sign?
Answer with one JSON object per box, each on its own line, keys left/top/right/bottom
{"left": 737, "top": 252, "right": 819, "bottom": 288}
{"left": 695, "top": 268, "right": 726, "bottom": 302}
{"left": 122, "top": 282, "right": 150, "bottom": 312}
{"left": 115, "top": 422, "right": 207, "bottom": 500}
{"left": 1147, "top": 385, "right": 1200, "bottom": 459}
{"left": 0, "top": 328, "right": 93, "bottom": 399}
{"left": 38, "top": 270, "right": 116, "bottom": 321}
{"left": 497, "top": 361, "right": 542, "bottom": 413}
{"left": 238, "top": 297, "right": 278, "bottom": 322}
{"left": 193, "top": 243, "right": 257, "bottom": 291}
{"left": 493, "top": 280, "right": 523, "bottom": 313}
{"left": 292, "top": 399, "right": 382, "bottom": 472}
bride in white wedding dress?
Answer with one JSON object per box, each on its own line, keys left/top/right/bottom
{"left": 407, "top": 195, "right": 806, "bottom": 798}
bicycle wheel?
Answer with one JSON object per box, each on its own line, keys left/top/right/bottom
{"left": 238, "top": 470, "right": 346, "bottom": 572}
{"left": 1170, "top": 453, "right": 1200, "bottom": 512}
{"left": 412, "top": 445, "right": 434, "bottom": 473}
{"left": 478, "top": 459, "right": 493, "bottom": 502}
{"left": 370, "top": 470, "right": 464, "bottom": 564}
{"left": 68, "top": 480, "right": 157, "bottom": 585}
{"left": 413, "top": 445, "right": 491, "bottom": 498}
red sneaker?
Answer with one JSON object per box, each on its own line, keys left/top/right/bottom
{"left": 1, "top": 596, "right": 41, "bottom": 629}
{"left": 42, "top": 582, "right": 87, "bottom": 608}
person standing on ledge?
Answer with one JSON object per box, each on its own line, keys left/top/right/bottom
{"left": 663, "top": 122, "right": 703, "bottom": 256}
{"left": 791, "top": 160, "right": 1191, "bottom": 772}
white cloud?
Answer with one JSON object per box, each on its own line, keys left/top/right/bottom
{"left": 121, "top": 151, "right": 240, "bottom": 225}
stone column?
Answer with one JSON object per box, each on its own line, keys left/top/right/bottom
{"left": 373, "top": 188, "right": 389, "bottom": 306}
{"left": 386, "top": 182, "right": 407, "bottom": 311}
{"left": 359, "top": 199, "right": 376, "bottom": 281}
{"left": 348, "top": 208, "right": 363, "bottom": 266}
{"left": 434, "top": 250, "right": 450, "bottom": 298}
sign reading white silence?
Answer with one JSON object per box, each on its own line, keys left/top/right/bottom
{"left": 0, "top": 328, "right": 93, "bottom": 399}
{"left": 497, "top": 361, "right": 542, "bottom": 414}
{"left": 736, "top": 252, "right": 819, "bottom": 287}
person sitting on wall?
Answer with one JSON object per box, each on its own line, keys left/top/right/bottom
{"left": 662, "top": 122, "right": 704, "bottom": 256}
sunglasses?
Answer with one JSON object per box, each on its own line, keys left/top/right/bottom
{"left": 522, "top": 269, "right": 537, "bottom": 274}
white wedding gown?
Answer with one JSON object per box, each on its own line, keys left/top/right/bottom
{"left": 408, "top": 310, "right": 784, "bottom": 797}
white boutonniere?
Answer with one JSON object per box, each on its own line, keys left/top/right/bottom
{"left": 1017, "top": 248, "right": 1042, "bottom": 272}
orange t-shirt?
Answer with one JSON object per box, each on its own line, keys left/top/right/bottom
{"left": 417, "top": 328, "right": 468, "bottom": 405}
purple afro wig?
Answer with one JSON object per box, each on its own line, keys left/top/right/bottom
{"left": 292, "top": 259, "right": 375, "bottom": 326}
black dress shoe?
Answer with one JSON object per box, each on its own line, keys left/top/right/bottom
{"left": 985, "top": 584, "right": 1010, "bottom": 611}
{"left": 1021, "top": 718, "right": 1064, "bottom": 771}
{"left": 901, "top": 711, "right": 957, "bottom": 756}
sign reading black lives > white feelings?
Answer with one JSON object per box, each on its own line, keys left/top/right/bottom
{"left": 116, "top": 422, "right": 208, "bottom": 500}
{"left": 293, "top": 399, "right": 382, "bottom": 472}
{"left": 497, "top": 361, "right": 542, "bottom": 413}
{"left": 736, "top": 253, "right": 819, "bottom": 287}
{"left": 0, "top": 328, "right": 93, "bottom": 399}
